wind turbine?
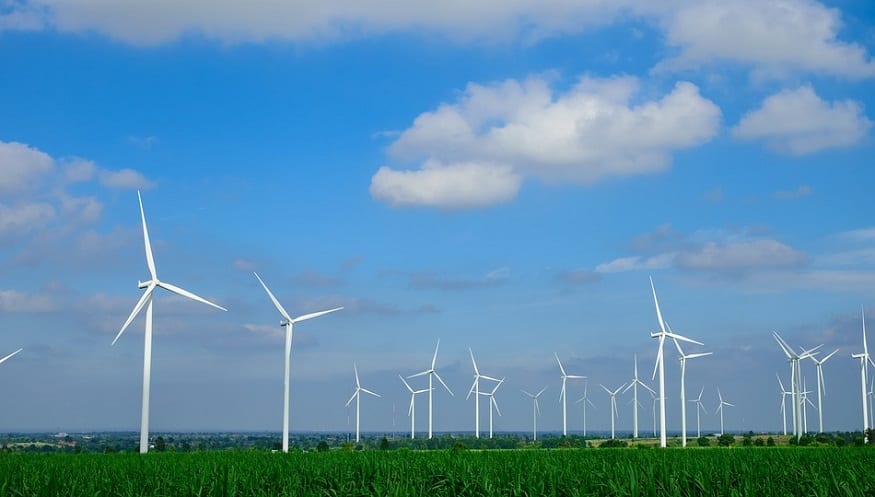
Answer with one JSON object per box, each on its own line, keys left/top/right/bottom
{"left": 773, "top": 332, "right": 821, "bottom": 440}
{"left": 0, "top": 348, "right": 22, "bottom": 366}
{"left": 112, "top": 191, "right": 227, "bottom": 454}
{"left": 777, "top": 374, "right": 791, "bottom": 436}
{"left": 345, "top": 364, "right": 380, "bottom": 443}
{"left": 575, "top": 383, "right": 596, "bottom": 437}
{"left": 622, "top": 354, "right": 655, "bottom": 439}
{"left": 800, "top": 378, "right": 816, "bottom": 434}
{"left": 254, "top": 272, "right": 343, "bottom": 453}
{"left": 852, "top": 308, "right": 874, "bottom": 438}
{"left": 687, "top": 387, "right": 707, "bottom": 438}
{"left": 601, "top": 383, "right": 626, "bottom": 439}
{"left": 399, "top": 375, "right": 429, "bottom": 439}
{"left": 555, "top": 353, "right": 586, "bottom": 436}
{"left": 408, "top": 340, "right": 453, "bottom": 439}
{"left": 479, "top": 378, "right": 504, "bottom": 439}
{"left": 672, "top": 334, "right": 711, "bottom": 447}
{"left": 649, "top": 390, "right": 657, "bottom": 437}
{"left": 715, "top": 388, "right": 734, "bottom": 436}
{"left": 467, "top": 348, "right": 500, "bottom": 438}
{"left": 649, "top": 277, "right": 702, "bottom": 448}
{"left": 809, "top": 349, "right": 838, "bottom": 433}
{"left": 869, "top": 378, "right": 875, "bottom": 430}
{"left": 522, "top": 387, "right": 547, "bottom": 441}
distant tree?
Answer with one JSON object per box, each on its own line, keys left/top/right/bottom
{"left": 717, "top": 434, "right": 734, "bottom": 447}
{"left": 753, "top": 438, "right": 765, "bottom": 447}
{"left": 380, "top": 437, "right": 389, "bottom": 451}
{"left": 154, "top": 436, "right": 166, "bottom": 452}
{"left": 452, "top": 440, "right": 467, "bottom": 451}
{"left": 599, "top": 439, "right": 628, "bottom": 448}
{"left": 798, "top": 436, "right": 812, "bottom": 446}
{"left": 317, "top": 441, "right": 329, "bottom": 452}
{"left": 697, "top": 436, "right": 710, "bottom": 447}
{"left": 341, "top": 442, "right": 354, "bottom": 451}
{"left": 742, "top": 437, "right": 752, "bottom": 447}
{"left": 766, "top": 437, "right": 775, "bottom": 447}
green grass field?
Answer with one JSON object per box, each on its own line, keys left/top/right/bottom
{"left": 1, "top": 448, "right": 872, "bottom": 496}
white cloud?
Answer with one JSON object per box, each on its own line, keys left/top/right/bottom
{"left": 0, "top": 140, "right": 54, "bottom": 193}
{"left": 837, "top": 227, "right": 875, "bottom": 242}
{"left": 774, "top": 185, "right": 813, "bottom": 199}
{"left": 0, "top": 290, "right": 58, "bottom": 312}
{"left": 370, "top": 161, "right": 521, "bottom": 208}
{"left": 63, "top": 159, "right": 97, "bottom": 183}
{"left": 732, "top": 86, "right": 872, "bottom": 155}
{"left": 232, "top": 258, "right": 257, "bottom": 272}
{"left": 373, "top": 75, "right": 720, "bottom": 208}
{"left": 675, "top": 239, "right": 808, "bottom": 272}
{"left": 656, "top": 0, "right": 875, "bottom": 79}
{"left": 98, "top": 168, "right": 156, "bottom": 189}
{"left": 0, "top": 202, "right": 55, "bottom": 236}
{"left": 595, "top": 254, "right": 674, "bottom": 273}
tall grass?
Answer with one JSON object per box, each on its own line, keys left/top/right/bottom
{"left": 0, "top": 448, "right": 872, "bottom": 496}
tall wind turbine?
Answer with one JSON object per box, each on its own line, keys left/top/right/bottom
{"left": 575, "top": 383, "right": 596, "bottom": 437}
{"left": 601, "top": 383, "right": 626, "bottom": 439}
{"left": 467, "top": 348, "right": 500, "bottom": 438}
{"left": 345, "top": 364, "right": 380, "bottom": 443}
{"left": 112, "top": 191, "right": 227, "bottom": 454}
{"left": 555, "top": 353, "right": 586, "bottom": 436}
{"left": 649, "top": 277, "right": 702, "bottom": 448}
{"left": 715, "top": 388, "right": 734, "bottom": 436}
{"left": 0, "top": 348, "right": 22, "bottom": 366}
{"left": 622, "top": 354, "right": 655, "bottom": 439}
{"left": 254, "top": 272, "right": 343, "bottom": 453}
{"left": 672, "top": 335, "right": 711, "bottom": 447}
{"left": 399, "top": 375, "right": 429, "bottom": 439}
{"left": 522, "top": 387, "right": 547, "bottom": 441}
{"left": 777, "top": 374, "right": 791, "bottom": 436}
{"left": 479, "top": 378, "right": 504, "bottom": 439}
{"left": 809, "top": 349, "right": 838, "bottom": 433}
{"left": 774, "top": 332, "right": 821, "bottom": 440}
{"left": 869, "top": 378, "right": 875, "bottom": 430}
{"left": 852, "top": 308, "right": 874, "bottom": 438}
{"left": 408, "top": 340, "right": 453, "bottom": 439}
{"left": 688, "top": 387, "right": 707, "bottom": 438}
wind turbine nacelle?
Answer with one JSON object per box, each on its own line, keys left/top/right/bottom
{"left": 280, "top": 320, "right": 290, "bottom": 327}
{"left": 137, "top": 280, "right": 150, "bottom": 289}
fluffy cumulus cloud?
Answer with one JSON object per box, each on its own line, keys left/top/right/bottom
{"left": 0, "top": 141, "right": 54, "bottom": 193}
{"left": 371, "top": 75, "right": 721, "bottom": 208}
{"left": 655, "top": 0, "right": 875, "bottom": 79}
{"left": 732, "top": 86, "right": 872, "bottom": 155}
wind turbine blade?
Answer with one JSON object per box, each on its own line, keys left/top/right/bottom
{"left": 863, "top": 307, "right": 869, "bottom": 356}
{"left": 491, "top": 397, "right": 501, "bottom": 417}
{"left": 666, "top": 332, "right": 703, "bottom": 346}
{"left": 566, "top": 374, "right": 587, "bottom": 380}
{"left": 536, "top": 386, "right": 547, "bottom": 397}
{"left": 672, "top": 336, "right": 684, "bottom": 356}
{"left": 469, "top": 348, "right": 479, "bottom": 375}
{"left": 433, "top": 370, "right": 454, "bottom": 396}
{"left": 399, "top": 375, "right": 414, "bottom": 393}
{"left": 158, "top": 281, "right": 227, "bottom": 312}
{"left": 431, "top": 339, "right": 440, "bottom": 370}
{"left": 622, "top": 382, "right": 634, "bottom": 394}
{"left": 600, "top": 384, "right": 611, "bottom": 394}
{"left": 697, "top": 386, "right": 704, "bottom": 401}
{"left": 112, "top": 284, "right": 155, "bottom": 345}
{"left": 361, "top": 388, "right": 381, "bottom": 398}
{"left": 821, "top": 349, "right": 839, "bottom": 363}
{"left": 253, "top": 272, "right": 291, "bottom": 321}
{"left": 559, "top": 382, "right": 566, "bottom": 402}
{"left": 534, "top": 400, "right": 541, "bottom": 416}
{"left": 408, "top": 396, "right": 414, "bottom": 416}
{"left": 554, "top": 353, "right": 567, "bottom": 377}
{"left": 776, "top": 373, "right": 787, "bottom": 393}
{"left": 718, "top": 388, "right": 723, "bottom": 403}
{"left": 490, "top": 379, "right": 504, "bottom": 395}
{"left": 725, "top": 402, "right": 735, "bottom": 407}
{"left": 521, "top": 390, "right": 534, "bottom": 398}
{"left": 466, "top": 379, "right": 477, "bottom": 400}
{"left": 0, "top": 348, "right": 22, "bottom": 365}
{"left": 652, "top": 335, "right": 664, "bottom": 381}
{"left": 137, "top": 191, "right": 157, "bottom": 281}
{"left": 407, "top": 370, "right": 430, "bottom": 379}
{"left": 615, "top": 384, "right": 627, "bottom": 395}
{"left": 354, "top": 364, "right": 360, "bottom": 388}
{"left": 480, "top": 375, "right": 501, "bottom": 382}
{"left": 640, "top": 381, "right": 656, "bottom": 395}
{"left": 773, "top": 332, "right": 795, "bottom": 358}
{"left": 686, "top": 352, "right": 713, "bottom": 360}
{"left": 292, "top": 307, "right": 343, "bottom": 324}
{"left": 345, "top": 391, "right": 357, "bottom": 407}
{"left": 650, "top": 276, "right": 668, "bottom": 334}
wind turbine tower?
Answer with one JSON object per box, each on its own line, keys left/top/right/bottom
{"left": 345, "top": 364, "right": 380, "bottom": 443}
{"left": 522, "top": 387, "right": 547, "bottom": 441}
{"left": 408, "top": 340, "right": 453, "bottom": 439}
{"left": 601, "top": 383, "right": 626, "bottom": 440}
{"left": 555, "top": 353, "right": 586, "bottom": 437}
{"left": 622, "top": 354, "right": 655, "bottom": 439}
{"left": 809, "top": 349, "right": 838, "bottom": 433}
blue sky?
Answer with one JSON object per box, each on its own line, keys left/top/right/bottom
{"left": 0, "top": 0, "right": 874, "bottom": 437}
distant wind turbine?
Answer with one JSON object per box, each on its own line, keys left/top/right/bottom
{"left": 555, "top": 353, "right": 586, "bottom": 437}
{"left": 716, "top": 388, "right": 735, "bottom": 436}
{"left": 467, "top": 348, "right": 500, "bottom": 438}
{"left": 774, "top": 332, "right": 821, "bottom": 441}
{"left": 479, "top": 378, "right": 504, "bottom": 439}
{"left": 622, "top": 354, "right": 655, "bottom": 439}
{"left": 408, "top": 340, "right": 453, "bottom": 439}
{"left": 650, "top": 277, "right": 702, "bottom": 448}
{"left": 852, "top": 308, "right": 874, "bottom": 438}
{"left": 399, "top": 375, "right": 429, "bottom": 439}
{"left": 254, "top": 272, "right": 343, "bottom": 453}
{"left": 601, "top": 383, "right": 626, "bottom": 440}
{"left": 688, "top": 387, "right": 707, "bottom": 438}
{"left": 777, "top": 374, "right": 791, "bottom": 436}
{"left": 522, "top": 387, "right": 547, "bottom": 441}
{"left": 575, "top": 383, "right": 596, "bottom": 437}
{"left": 345, "top": 364, "right": 380, "bottom": 443}
{"left": 112, "top": 191, "right": 227, "bottom": 454}
{"left": 672, "top": 333, "right": 711, "bottom": 447}
{"left": 809, "top": 349, "right": 838, "bottom": 433}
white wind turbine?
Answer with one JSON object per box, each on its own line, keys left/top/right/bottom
{"left": 522, "top": 387, "right": 547, "bottom": 441}
{"left": 777, "top": 374, "right": 791, "bottom": 436}
{"left": 672, "top": 335, "right": 711, "bottom": 447}
{"left": 869, "top": 378, "right": 875, "bottom": 430}
{"left": 254, "top": 272, "right": 343, "bottom": 453}
{"left": 773, "top": 332, "right": 821, "bottom": 441}
{"left": 112, "top": 191, "right": 227, "bottom": 454}
{"left": 479, "top": 378, "right": 504, "bottom": 439}
{"left": 622, "top": 354, "right": 655, "bottom": 439}
{"left": 0, "top": 348, "right": 22, "bottom": 366}
{"left": 556, "top": 353, "right": 586, "bottom": 437}
{"left": 649, "top": 277, "right": 702, "bottom": 448}
{"left": 809, "top": 349, "right": 838, "bottom": 433}
{"left": 399, "top": 375, "right": 429, "bottom": 439}
{"left": 408, "top": 340, "right": 453, "bottom": 439}
{"left": 715, "top": 388, "right": 734, "bottom": 436}
{"left": 575, "top": 383, "right": 596, "bottom": 437}
{"left": 649, "top": 390, "right": 658, "bottom": 437}
{"left": 852, "top": 308, "right": 874, "bottom": 438}
{"left": 345, "top": 364, "right": 380, "bottom": 443}
{"left": 467, "top": 348, "right": 500, "bottom": 438}
{"left": 601, "top": 383, "right": 626, "bottom": 440}
{"left": 688, "top": 387, "right": 707, "bottom": 438}
{"left": 800, "top": 378, "right": 815, "bottom": 434}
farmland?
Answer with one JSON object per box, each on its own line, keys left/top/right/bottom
{"left": 1, "top": 447, "right": 873, "bottom": 496}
